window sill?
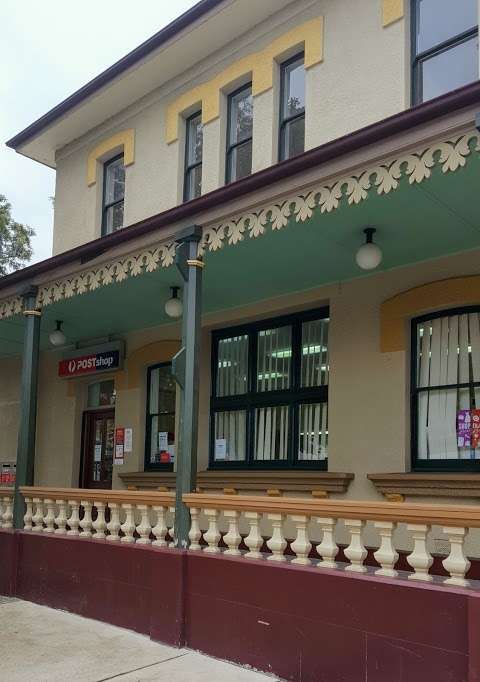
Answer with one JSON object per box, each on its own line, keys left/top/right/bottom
{"left": 368, "top": 472, "right": 480, "bottom": 500}
{"left": 119, "top": 470, "right": 354, "bottom": 497}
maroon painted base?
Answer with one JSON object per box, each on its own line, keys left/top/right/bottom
{"left": 1, "top": 530, "right": 479, "bottom": 682}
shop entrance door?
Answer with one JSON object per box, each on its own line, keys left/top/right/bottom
{"left": 80, "top": 410, "right": 115, "bottom": 489}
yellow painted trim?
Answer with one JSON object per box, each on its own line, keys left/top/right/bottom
{"left": 382, "top": 0, "right": 404, "bottom": 27}
{"left": 87, "top": 129, "right": 135, "bottom": 186}
{"left": 380, "top": 276, "right": 480, "bottom": 352}
{"left": 166, "top": 17, "right": 324, "bottom": 144}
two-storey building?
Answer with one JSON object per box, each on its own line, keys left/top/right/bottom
{"left": 2, "top": 2, "right": 480, "bottom": 680}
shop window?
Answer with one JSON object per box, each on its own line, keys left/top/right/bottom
{"left": 211, "top": 308, "right": 329, "bottom": 469}
{"left": 87, "top": 380, "right": 116, "bottom": 408}
{"left": 279, "top": 53, "right": 305, "bottom": 161}
{"left": 102, "top": 154, "right": 125, "bottom": 235}
{"left": 145, "top": 363, "right": 176, "bottom": 470}
{"left": 412, "top": 307, "right": 480, "bottom": 470}
{"left": 412, "top": 0, "right": 478, "bottom": 104}
{"left": 226, "top": 83, "right": 253, "bottom": 183}
{"left": 184, "top": 111, "right": 203, "bottom": 202}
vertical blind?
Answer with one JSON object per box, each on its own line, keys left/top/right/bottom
{"left": 415, "top": 311, "right": 480, "bottom": 460}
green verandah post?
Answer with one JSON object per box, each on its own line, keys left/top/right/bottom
{"left": 172, "top": 226, "right": 203, "bottom": 548}
{"left": 13, "top": 286, "right": 41, "bottom": 529}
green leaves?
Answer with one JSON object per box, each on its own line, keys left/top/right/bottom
{"left": 0, "top": 195, "right": 35, "bottom": 277}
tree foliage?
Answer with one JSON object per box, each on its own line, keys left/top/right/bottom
{"left": 0, "top": 195, "right": 35, "bottom": 277}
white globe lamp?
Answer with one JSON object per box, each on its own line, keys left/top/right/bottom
{"left": 165, "top": 286, "right": 183, "bottom": 319}
{"left": 355, "top": 228, "right": 383, "bottom": 271}
{"left": 49, "top": 320, "right": 66, "bottom": 347}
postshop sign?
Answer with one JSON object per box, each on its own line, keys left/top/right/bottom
{"left": 58, "top": 342, "right": 124, "bottom": 378}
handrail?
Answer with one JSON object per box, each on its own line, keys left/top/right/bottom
{"left": 0, "top": 487, "right": 14, "bottom": 496}
{"left": 20, "top": 486, "right": 174, "bottom": 506}
{"left": 183, "top": 493, "right": 480, "bottom": 529}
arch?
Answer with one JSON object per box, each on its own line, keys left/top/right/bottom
{"left": 117, "top": 340, "right": 181, "bottom": 390}
{"left": 87, "top": 129, "right": 135, "bottom": 186}
{"left": 380, "top": 276, "right": 480, "bottom": 352}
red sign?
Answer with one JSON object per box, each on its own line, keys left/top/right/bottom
{"left": 58, "top": 349, "right": 120, "bottom": 378}
{"left": 115, "top": 428, "right": 125, "bottom": 446}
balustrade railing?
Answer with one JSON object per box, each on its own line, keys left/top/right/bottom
{"left": 19, "top": 487, "right": 175, "bottom": 545}
{"left": 0, "top": 488, "right": 14, "bottom": 529}
{"left": 183, "top": 493, "right": 480, "bottom": 588}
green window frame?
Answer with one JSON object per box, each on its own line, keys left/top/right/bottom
{"left": 144, "top": 362, "right": 176, "bottom": 472}
{"left": 210, "top": 308, "right": 329, "bottom": 470}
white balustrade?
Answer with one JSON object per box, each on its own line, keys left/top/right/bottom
{"left": 203, "top": 508, "right": 221, "bottom": 553}
{"left": 54, "top": 499, "right": 68, "bottom": 535}
{"left": 79, "top": 501, "right": 93, "bottom": 538}
{"left": 1, "top": 493, "right": 14, "bottom": 529}
{"left": 188, "top": 507, "right": 202, "bottom": 551}
{"left": 374, "top": 521, "right": 398, "bottom": 578}
{"left": 43, "top": 499, "right": 56, "bottom": 534}
{"left": 136, "top": 505, "right": 152, "bottom": 545}
{"left": 290, "top": 515, "right": 312, "bottom": 565}
{"left": 106, "top": 503, "right": 121, "bottom": 542}
{"left": 31, "top": 498, "right": 44, "bottom": 532}
{"left": 223, "top": 510, "right": 242, "bottom": 556}
{"left": 92, "top": 502, "right": 107, "bottom": 540}
{"left": 316, "top": 517, "right": 339, "bottom": 569}
{"left": 266, "top": 513, "right": 286, "bottom": 562}
{"left": 244, "top": 511, "right": 263, "bottom": 559}
{"left": 24, "top": 496, "right": 33, "bottom": 531}
{"left": 152, "top": 505, "right": 168, "bottom": 547}
{"left": 67, "top": 500, "right": 80, "bottom": 536}
{"left": 406, "top": 524, "right": 433, "bottom": 582}
{"left": 344, "top": 519, "right": 367, "bottom": 573}
{"left": 442, "top": 527, "right": 471, "bottom": 587}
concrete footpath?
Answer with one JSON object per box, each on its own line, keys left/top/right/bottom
{"left": 0, "top": 598, "right": 277, "bottom": 681}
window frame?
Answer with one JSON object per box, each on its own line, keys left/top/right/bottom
{"left": 411, "top": 305, "right": 480, "bottom": 472}
{"left": 183, "top": 110, "right": 203, "bottom": 202}
{"left": 101, "top": 153, "right": 125, "bottom": 236}
{"left": 411, "top": 0, "right": 479, "bottom": 105}
{"left": 225, "top": 82, "right": 253, "bottom": 184}
{"left": 279, "top": 52, "right": 306, "bottom": 162}
{"left": 144, "top": 361, "right": 175, "bottom": 472}
{"left": 210, "top": 307, "right": 329, "bottom": 471}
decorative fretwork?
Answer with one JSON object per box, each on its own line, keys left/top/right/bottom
{"left": 0, "top": 132, "right": 478, "bottom": 321}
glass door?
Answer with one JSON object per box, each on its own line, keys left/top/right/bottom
{"left": 81, "top": 410, "right": 115, "bottom": 489}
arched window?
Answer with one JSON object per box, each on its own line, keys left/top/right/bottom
{"left": 412, "top": 307, "right": 480, "bottom": 469}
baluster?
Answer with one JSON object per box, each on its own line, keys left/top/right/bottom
{"left": 290, "top": 515, "right": 312, "bottom": 565}
{"left": 79, "top": 500, "right": 93, "bottom": 538}
{"left": 120, "top": 503, "right": 136, "bottom": 543}
{"left": 32, "top": 498, "right": 45, "bottom": 532}
{"left": 67, "top": 500, "right": 80, "bottom": 536}
{"left": 315, "top": 517, "right": 339, "bottom": 569}
{"left": 244, "top": 511, "right": 263, "bottom": 559}
{"left": 54, "top": 499, "right": 68, "bottom": 535}
{"left": 374, "top": 522, "right": 398, "bottom": 577}
{"left": 442, "top": 527, "right": 471, "bottom": 587}
{"left": 2, "top": 496, "right": 13, "bottom": 529}
{"left": 152, "top": 505, "right": 168, "bottom": 547}
{"left": 344, "top": 519, "right": 367, "bottom": 573}
{"left": 168, "top": 506, "right": 176, "bottom": 547}
{"left": 24, "top": 497, "right": 33, "bottom": 531}
{"left": 203, "top": 508, "right": 221, "bottom": 554}
{"left": 92, "top": 502, "right": 107, "bottom": 540}
{"left": 136, "top": 505, "right": 152, "bottom": 545}
{"left": 406, "top": 524, "right": 433, "bottom": 582}
{"left": 106, "top": 503, "right": 121, "bottom": 542}
{"left": 267, "top": 513, "right": 287, "bottom": 562}
{"left": 0, "top": 498, "right": 4, "bottom": 527}
{"left": 188, "top": 507, "right": 202, "bottom": 551}
{"left": 223, "top": 510, "right": 241, "bottom": 556}
{"left": 43, "top": 499, "right": 56, "bottom": 533}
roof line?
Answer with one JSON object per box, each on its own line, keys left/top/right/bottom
{"left": 2, "top": 80, "right": 480, "bottom": 294}
{"left": 6, "top": 0, "right": 227, "bottom": 150}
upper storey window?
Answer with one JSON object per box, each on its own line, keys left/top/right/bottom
{"left": 102, "top": 154, "right": 125, "bottom": 235}
{"left": 226, "top": 83, "right": 253, "bottom": 183}
{"left": 412, "top": 0, "right": 478, "bottom": 104}
{"left": 184, "top": 112, "right": 203, "bottom": 202}
{"left": 279, "top": 54, "right": 305, "bottom": 161}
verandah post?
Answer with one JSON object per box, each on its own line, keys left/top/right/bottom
{"left": 172, "top": 226, "right": 203, "bottom": 548}
{"left": 13, "top": 286, "right": 42, "bottom": 529}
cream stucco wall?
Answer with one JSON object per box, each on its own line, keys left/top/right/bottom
{"left": 52, "top": 0, "right": 410, "bottom": 256}
{"left": 3, "top": 248, "right": 480, "bottom": 504}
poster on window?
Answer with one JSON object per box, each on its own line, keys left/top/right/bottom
{"left": 472, "top": 410, "right": 480, "bottom": 449}
{"left": 457, "top": 410, "right": 472, "bottom": 448}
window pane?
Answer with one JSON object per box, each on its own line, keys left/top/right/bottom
{"left": 301, "top": 318, "right": 329, "bottom": 387}
{"left": 254, "top": 405, "right": 289, "bottom": 461}
{"left": 88, "top": 380, "right": 116, "bottom": 408}
{"left": 227, "top": 140, "right": 252, "bottom": 182}
{"left": 148, "top": 365, "right": 176, "bottom": 465}
{"left": 149, "top": 366, "right": 176, "bottom": 415}
{"left": 105, "top": 157, "right": 125, "bottom": 204}
{"left": 229, "top": 86, "right": 253, "bottom": 145}
{"left": 416, "top": 0, "right": 478, "bottom": 53}
{"left": 185, "top": 164, "right": 202, "bottom": 201}
{"left": 214, "top": 410, "right": 246, "bottom": 461}
{"left": 216, "top": 335, "right": 249, "bottom": 397}
{"left": 187, "top": 114, "right": 203, "bottom": 165}
{"left": 283, "top": 58, "right": 305, "bottom": 119}
{"left": 281, "top": 115, "right": 305, "bottom": 160}
{"left": 298, "top": 402, "right": 328, "bottom": 461}
{"left": 419, "top": 36, "right": 479, "bottom": 102}
{"left": 257, "top": 326, "right": 292, "bottom": 391}
{"left": 105, "top": 202, "right": 124, "bottom": 234}
{"left": 149, "top": 414, "right": 176, "bottom": 465}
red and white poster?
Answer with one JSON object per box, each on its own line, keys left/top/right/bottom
{"left": 115, "top": 427, "right": 125, "bottom": 465}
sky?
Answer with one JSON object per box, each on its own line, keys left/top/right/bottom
{"left": 0, "top": 0, "right": 198, "bottom": 264}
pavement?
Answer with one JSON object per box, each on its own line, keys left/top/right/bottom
{"left": 0, "top": 597, "right": 277, "bottom": 681}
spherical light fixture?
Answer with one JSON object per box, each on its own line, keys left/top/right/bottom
{"left": 355, "top": 227, "right": 383, "bottom": 270}
{"left": 49, "top": 320, "right": 66, "bottom": 347}
{"left": 165, "top": 286, "right": 183, "bottom": 319}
